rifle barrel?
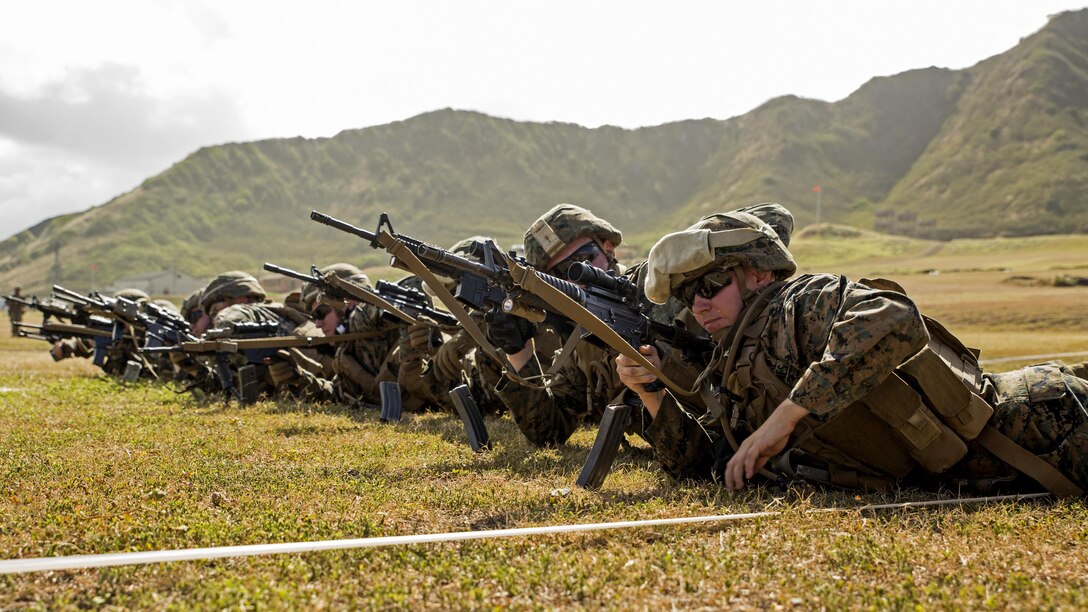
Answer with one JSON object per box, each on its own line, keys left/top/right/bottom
{"left": 263, "top": 262, "right": 316, "bottom": 284}
{"left": 310, "top": 211, "right": 378, "bottom": 243}
{"left": 52, "top": 285, "right": 99, "bottom": 306}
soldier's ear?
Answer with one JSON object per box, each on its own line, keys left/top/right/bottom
{"left": 748, "top": 267, "right": 775, "bottom": 288}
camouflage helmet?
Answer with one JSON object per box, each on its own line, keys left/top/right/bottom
{"left": 114, "top": 288, "right": 150, "bottom": 303}
{"left": 523, "top": 204, "right": 622, "bottom": 270}
{"left": 303, "top": 263, "right": 369, "bottom": 312}
{"left": 181, "top": 289, "right": 204, "bottom": 322}
{"left": 734, "top": 202, "right": 795, "bottom": 247}
{"left": 644, "top": 209, "right": 796, "bottom": 304}
{"left": 199, "top": 271, "right": 266, "bottom": 312}
{"left": 450, "top": 235, "right": 493, "bottom": 258}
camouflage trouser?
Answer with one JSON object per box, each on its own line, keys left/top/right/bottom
{"left": 954, "top": 361, "right": 1088, "bottom": 490}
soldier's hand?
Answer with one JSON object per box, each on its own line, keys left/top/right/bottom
{"left": 50, "top": 341, "right": 66, "bottom": 361}
{"left": 295, "top": 368, "right": 333, "bottom": 401}
{"left": 484, "top": 310, "right": 537, "bottom": 354}
{"left": 268, "top": 351, "right": 299, "bottom": 386}
{"left": 725, "top": 399, "right": 809, "bottom": 491}
{"left": 615, "top": 345, "right": 661, "bottom": 390}
{"left": 406, "top": 323, "right": 432, "bottom": 350}
{"left": 432, "top": 335, "right": 472, "bottom": 382}
{"left": 615, "top": 345, "right": 666, "bottom": 416}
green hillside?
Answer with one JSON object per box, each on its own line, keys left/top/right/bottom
{"left": 2, "top": 9, "right": 1087, "bottom": 293}
{"left": 882, "top": 9, "right": 1088, "bottom": 237}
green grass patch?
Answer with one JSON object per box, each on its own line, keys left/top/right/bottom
{"left": 2, "top": 234, "right": 1088, "bottom": 606}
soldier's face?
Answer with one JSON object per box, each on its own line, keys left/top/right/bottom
{"left": 193, "top": 312, "right": 212, "bottom": 335}
{"left": 690, "top": 270, "right": 744, "bottom": 334}
{"left": 313, "top": 305, "right": 340, "bottom": 336}
{"left": 690, "top": 267, "right": 775, "bottom": 334}
{"left": 546, "top": 236, "right": 615, "bottom": 276}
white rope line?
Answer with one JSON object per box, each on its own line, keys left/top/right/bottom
{"left": 0, "top": 492, "right": 1049, "bottom": 575}
{"left": 979, "top": 351, "right": 1088, "bottom": 366}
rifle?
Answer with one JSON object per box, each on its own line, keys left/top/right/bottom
{"left": 6, "top": 293, "right": 107, "bottom": 327}
{"left": 13, "top": 321, "right": 114, "bottom": 343}
{"left": 50, "top": 285, "right": 197, "bottom": 377}
{"left": 373, "top": 279, "right": 458, "bottom": 327}
{"left": 143, "top": 320, "right": 281, "bottom": 403}
{"left": 310, "top": 211, "right": 713, "bottom": 487}
{"left": 51, "top": 285, "right": 191, "bottom": 345}
{"left": 309, "top": 211, "right": 712, "bottom": 358}
{"left": 262, "top": 262, "right": 455, "bottom": 326}
{"left": 146, "top": 320, "right": 381, "bottom": 403}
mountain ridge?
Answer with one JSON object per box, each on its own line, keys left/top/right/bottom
{"left": 3, "top": 9, "right": 1087, "bottom": 293}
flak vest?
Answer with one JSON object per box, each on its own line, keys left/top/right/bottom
{"left": 717, "top": 279, "right": 1082, "bottom": 497}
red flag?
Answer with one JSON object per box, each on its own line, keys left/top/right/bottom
{"left": 91, "top": 263, "right": 98, "bottom": 272}
{"left": 812, "top": 184, "right": 821, "bottom": 193}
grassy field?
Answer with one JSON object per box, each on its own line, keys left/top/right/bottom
{"left": 2, "top": 232, "right": 1088, "bottom": 608}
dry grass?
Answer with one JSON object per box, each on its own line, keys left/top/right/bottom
{"left": 2, "top": 234, "right": 1088, "bottom": 608}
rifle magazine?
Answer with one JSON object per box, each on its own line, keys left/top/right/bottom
{"left": 576, "top": 403, "right": 633, "bottom": 489}
{"left": 449, "top": 384, "right": 491, "bottom": 452}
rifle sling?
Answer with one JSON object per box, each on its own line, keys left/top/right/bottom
{"left": 975, "top": 425, "right": 1082, "bottom": 497}
{"left": 325, "top": 276, "right": 420, "bottom": 326}
{"left": 377, "top": 231, "right": 545, "bottom": 389}
{"left": 548, "top": 325, "right": 587, "bottom": 378}
{"left": 502, "top": 255, "right": 697, "bottom": 400}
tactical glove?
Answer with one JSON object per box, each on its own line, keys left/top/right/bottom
{"left": 294, "top": 368, "right": 334, "bottom": 402}
{"left": 484, "top": 310, "right": 537, "bottom": 354}
{"left": 406, "top": 322, "right": 433, "bottom": 350}
{"left": 432, "top": 333, "right": 473, "bottom": 382}
{"left": 268, "top": 351, "right": 300, "bottom": 386}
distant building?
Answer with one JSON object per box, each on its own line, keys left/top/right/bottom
{"left": 874, "top": 209, "right": 896, "bottom": 234}
{"left": 105, "top": 271, "right": 205, "bottom": 297}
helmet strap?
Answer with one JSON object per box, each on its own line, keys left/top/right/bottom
{"left": 734, "top": 267, "right": 754, "bottom": 305}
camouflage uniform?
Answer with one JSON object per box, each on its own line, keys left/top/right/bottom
{"left": 299, "top": 263, "right": 369, "bottom": 384}
{"left": 391, "top": 275, "right": 464, "bottom": 413}
{"left": 494, "top": 204, "right": 702, "bottom": 446}
{"left": 297, "top": 262, "right": 421, "bottom": 408}
{"left": 332, "top": 288, "right": 403, "bottom": 408}
{"left": 642, "top": 207, "right": 1088, "bottom": 495}
{"left": 169, "top": 289, "right": 211, "bottom": 389}
{"left": 430, "top": 310, "right": 511, "bottom": 416}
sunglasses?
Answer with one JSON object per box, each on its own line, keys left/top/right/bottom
{"left": 312, "top": 305, "right": 334, "bottom": 321}
{"left": 550, "top": 241, "right": 603, "bottom": 278}
{"left": 673, "top": 268, "right": 735, "bottom": 305}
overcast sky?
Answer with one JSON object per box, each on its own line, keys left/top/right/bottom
{"left": 1, "top": 0, "right": 1085, "bottom": 240}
